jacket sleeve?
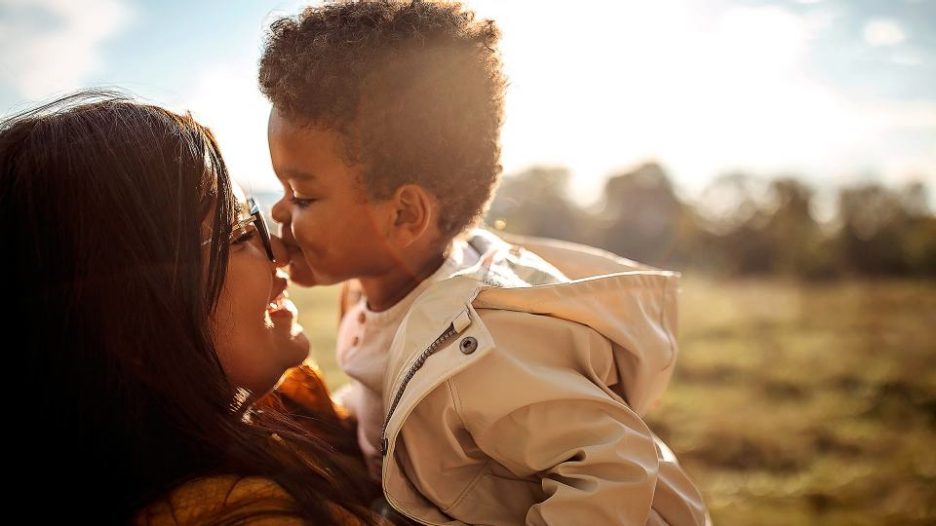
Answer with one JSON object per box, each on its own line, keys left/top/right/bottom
{"left": 449, "top": 309, "right": 706, "bottom": 525}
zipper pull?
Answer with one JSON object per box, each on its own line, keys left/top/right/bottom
{"left": 453, "top": 309, "right": 471, "bottom": 333}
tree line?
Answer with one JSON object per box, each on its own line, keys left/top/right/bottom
{"left": 485, "top": 163, "right": 935, "bottom": 279}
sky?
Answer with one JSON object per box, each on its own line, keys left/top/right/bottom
{"left": 1, "top": 0, "right": 934, "bottom": 206}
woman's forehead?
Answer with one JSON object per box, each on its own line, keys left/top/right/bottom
{"left": 232, "top": 183, "right": 250, "bottom": 218}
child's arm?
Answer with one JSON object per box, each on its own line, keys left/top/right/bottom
{"left": 338, "top": 279, "right": 363, "bottom": 321}
{"left": 331, "top": 379, "right": 362, "bottom": 419}
{"left": 450, "top": 310, "right": 707, "bottom": 525}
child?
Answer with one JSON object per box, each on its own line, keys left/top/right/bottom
{"left": 260, "top": 1, "right": 707, "bottom": 524}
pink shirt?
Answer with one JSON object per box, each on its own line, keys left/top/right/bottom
{"left": 334, "top": 240, "right": 480, "bottom": 477}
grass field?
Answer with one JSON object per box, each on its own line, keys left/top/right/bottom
{"left": 288, "top": 277, "right": 936, "bottom": 525}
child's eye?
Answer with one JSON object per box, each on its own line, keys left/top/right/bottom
{"left": 290, "top": 196, "right": 316, "bottom": 208}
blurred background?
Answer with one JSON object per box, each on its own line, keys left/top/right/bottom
{"left": 2, "top": 0, "right": 933, "bottom": 524}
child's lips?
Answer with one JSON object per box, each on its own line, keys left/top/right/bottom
{"left": 286, "top": 244, "right": 304, "bottom": 258}
{"left": 285, "top": 254, "right": 317, "bottom": 286}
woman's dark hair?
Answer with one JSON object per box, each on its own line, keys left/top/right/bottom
{"left": 259, "top": 0, "right": 506, "bottom": 240}
{"left": 0, "top": 91, "right": 376, "bottom": 523}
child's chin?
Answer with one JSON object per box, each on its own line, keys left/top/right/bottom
{"left": 290, "top": 260, "right": 353, "bottom": 287}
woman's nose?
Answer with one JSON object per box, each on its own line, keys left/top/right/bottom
{"left": 270, "top": 235, "right": 290, "bottom": 268}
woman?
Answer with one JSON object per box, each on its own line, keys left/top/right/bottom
{"left": 1, "top": 91, "right": 382, "bottom": 524}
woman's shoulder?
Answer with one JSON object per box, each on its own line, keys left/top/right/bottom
{"left": 135, "top": 474, "right": 376, "bottom": 525}
{"left": 258, "top": 363, "right": 360, "bottom": 458}
{"left": 272, "top": 363, "right": 344, "bottom": 419}
{"left": 133, "top": 474, "right": 303, "bottom": 525}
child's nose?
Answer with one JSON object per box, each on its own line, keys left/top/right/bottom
{"left": 271, "top": 197, "right": 290, "bottom": 225}
{"left": 270, "top": 235, "right": 290, "bottom": 268}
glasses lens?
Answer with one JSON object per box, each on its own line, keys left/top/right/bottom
{"left": 248, "top": 197, "right": 275, "bottom": 262}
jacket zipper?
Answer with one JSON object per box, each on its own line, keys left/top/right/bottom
{"left": 379, "top": 323, "right": 458, "bottom": 455}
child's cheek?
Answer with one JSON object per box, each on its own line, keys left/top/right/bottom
{"left": 291, "top": 218, "right": 320, "bottom": 252}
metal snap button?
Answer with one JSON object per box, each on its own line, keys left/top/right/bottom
{"left": 459, "top": 336, "right": 478, "bottom": 354}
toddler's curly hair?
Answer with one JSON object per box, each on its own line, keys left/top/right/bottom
{"left": 259, "top": 0, "right": 506, "bottom": 239}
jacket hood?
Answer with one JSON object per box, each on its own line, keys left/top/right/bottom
{"left": 455, "top": 230, "right": 680, "bottom": 415}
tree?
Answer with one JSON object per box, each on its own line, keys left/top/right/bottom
{"left": 486, "top": 166, "right": 586, "bottom": 242}
{"left": 836, "top": 183, "right": 911, "bottom": 275}
{"left": 595, "top": 162, "right": 694, "bottom": 267}
{"left": 694, "top": 172, "right": 775, "bottom": 275}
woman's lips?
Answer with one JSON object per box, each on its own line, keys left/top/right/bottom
{"left": 268, "top": 295, "right": 295, "bottom": 319}
{"left": 267, "top": 285, "right": 296, "bottom": 319}
{"left": 269, "top": 277, "right": 288, "bottom": 304}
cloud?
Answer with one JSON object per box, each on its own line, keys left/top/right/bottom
{"left": 465, "top": 2, "right": 934, "bottom": 201}
{"left": 175, "top": 60, "right": 278, "bottom": 193}
{"left": 468, "top": 3, "right": 830, "bottom": 196}
{"left": 863, "top": 19, "right": 906, "bottom": 47}
{"left": 892, "top": 53, "right": 922, "bottom": 66}
{"left": 0, "top": 0, "right": 132, "bottom": 100}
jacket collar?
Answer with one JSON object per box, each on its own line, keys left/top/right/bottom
{"left": 381, "top": 276, "right": 494, "bottom": 445}
{"left": 382, "top": 230, "right": 680, "bottom": 444}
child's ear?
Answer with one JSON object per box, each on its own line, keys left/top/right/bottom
{"left": 389, "top": 184, "right": 436, "bottom": 247}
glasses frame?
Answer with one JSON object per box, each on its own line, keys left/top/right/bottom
{"left": 202, "top": 197, "right": 275, "bottom": 262}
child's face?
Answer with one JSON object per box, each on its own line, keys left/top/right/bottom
{"left": 268, "top": 108, "right": 398, "bottom": 286}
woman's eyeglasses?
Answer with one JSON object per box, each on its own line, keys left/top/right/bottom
{"left": 202, "top": 197, "right": 275, "bottom": 262}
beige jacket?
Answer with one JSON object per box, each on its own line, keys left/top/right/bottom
{"left": 380, "top": 231, "right": 708, "bottom": 525}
